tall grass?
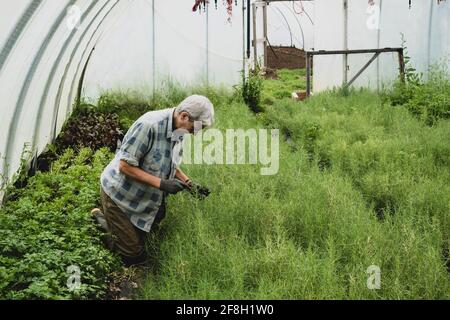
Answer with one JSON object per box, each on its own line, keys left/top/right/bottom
{"left": 93, "top": 74, "right": 448, "bottom": 299}
{"left": 62, "top": 70, "right": 448, "bottom": 299}
{"left": 262, "top": 69, "right": 306, "bottom": 106}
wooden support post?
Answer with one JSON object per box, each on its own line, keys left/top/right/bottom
{"left": 398, "top": 49, "right": 406, "bottom": 83}
{"left": 306, "top": 52, "right": 311, "bottom": 97}
{"left": 305, "top": 47, "right": 403, "bottom": 97}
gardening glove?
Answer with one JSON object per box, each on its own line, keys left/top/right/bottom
{"left": 159, "top": 179, "right": 188, "bottom": 194}
{"left": 185, "top": 179, "right": 193, "bottom": 189}
{"left": 187, "top": 181, "right": 211, "bottom": 200}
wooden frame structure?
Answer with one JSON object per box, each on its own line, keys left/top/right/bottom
{"left": 306, "top": 47, "right": 406, "bottom": 97}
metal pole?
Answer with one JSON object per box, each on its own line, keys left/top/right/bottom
{"left": 376, "top": 0, "right": 383, "bottom": 92}
{"left": 246, "top": 0, "right": 250, "bottom": 59}
{"left": 306, "top": 52, "right": 311, "bottom": 97}
{"left": 343, "top": 0, "right": 348, "bottom": 86}
{"left": 152, "top": 0, "right": 155, "bottom": 96}
{"left": 263, "top": 2, "right": 268, "bottom": 69}
{"left": 242, "top": 0, "right": 246, "bottom": 84}
{"left": 252, "top": 2, "right": 258, "bottom": 68}
{"left": 307, "top": 48, "right": 403, "bottom": 55}
{"left": 427, "top": 0, "right": 434, "bottom": 70}
{"left": 206, "top": 4, "right": 209, "bottom": 86}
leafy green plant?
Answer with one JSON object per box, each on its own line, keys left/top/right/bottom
{"left": 1, "top": 143, "right": 34, "bottom": 203}
{"left": 239, "top": 67, "right": 264, "bottom": 113}
{"left": 0, "top": 148, "right": 121, "bottom": 299}
{"left": 401, "top": 33, "right": 423, "bottom": 86}
{"left": 382, "top": 36, "right": 450, "bottom": 126}
{"left": 404, "top": 77, "right": 450, "bottom": 125}
{"left": 57, "top": 111, "right": 124, "bottom": 152}
{"left": 384, "top": 67, "right": 450, "bottom": 126}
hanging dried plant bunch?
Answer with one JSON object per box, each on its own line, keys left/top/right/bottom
{"left": 192, "top": 0, "right": 237, "bottom": 19}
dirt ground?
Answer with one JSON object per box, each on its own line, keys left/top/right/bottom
{"left": 107, "top": 266, "right": 148, "bottom": 300}
{"left": 266, "top": 46, "right": 306, "bottom": 70}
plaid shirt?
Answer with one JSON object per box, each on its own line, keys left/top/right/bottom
{"left": 101, "top": 108, "right": 183, "bottom": 232}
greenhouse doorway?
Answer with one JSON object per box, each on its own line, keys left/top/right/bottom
{"left": 252, "top": 0, "right": 315, "bottom": 100}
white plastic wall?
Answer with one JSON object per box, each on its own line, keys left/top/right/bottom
{"left": 313, "top": 0, "right": 345, "bottom": 91}
{"left": 81, "top": 0, "right": 155, "bottom": 99}
{"left": 266, "top": 0, "right": 314, "bottom": 50}
{"left": 208, "top": 4, "right": 244, "bottom": 87}
{"left": 313, "top": 0, "right": 450, "bottom": 92}
{"left": 0, "top": 0, "right": 247, "bottom": 203}
{"left": 0, "top": 0, "right": 127, "bottom": 195}
{"left": 83, "top": 0, "right": 245, "bottom": 100}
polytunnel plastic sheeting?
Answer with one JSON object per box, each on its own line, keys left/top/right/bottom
{"left": 312, "top": 0, "right": 344, "bottom": 92}
{"left": 52, "top": 0, "right": 127, "bottom": 138}
{"left": 0, "top": 1, "right": 252, "bottom": 203}
{"left": 81, "top": 0, "right": 155, "bottom": 99}
{"left": 266, "top": 1, "right": 315, "bottom": 51}
{"left": 82, "top": 0, "right": 246, "bottom": 101}
{"left": 1, "top": 0, "right": 75, "bottom": 185}
{"left": 312, "top": 0, "right": 450, "bottom": 93}
{"left": 0, "top": 0, "right": 128, "bottom": 200}
{"left": 34, "top": 0, "right": 125, "bottom": 150}
{"left": 0, "top": 1, "right": 35, "bottom": 69}
{"left": 429, "top": 4, "right": 450, "bottom": 65}
{"left": 154, "top": 1, "right": 209, "bottom": 88}
{"left": 208, "top": 5, "right": 244, "bottom": 86}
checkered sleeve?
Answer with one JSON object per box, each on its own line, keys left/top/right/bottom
{"left": 119, "top": 121, "right": 153, "bottom": 167}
